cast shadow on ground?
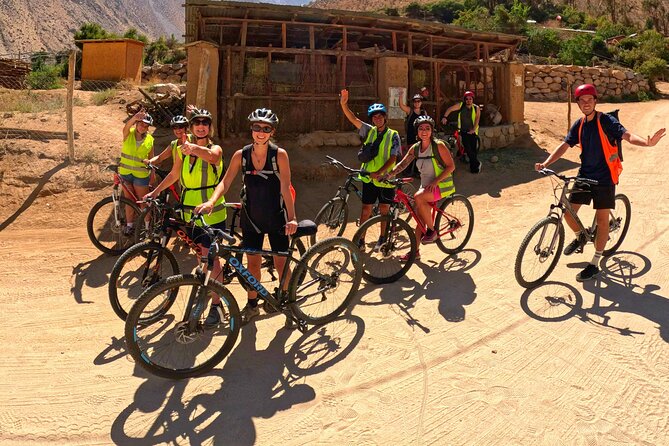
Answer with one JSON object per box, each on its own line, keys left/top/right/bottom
{"left": 354, "top": 249, "right": 480, "bottom": 332}
{"left": 0, "top": 159, "right": 69, "bottom": 231}
{"left": 520, "top": 251, "right": 669, "bottom": 340}
{"left": 111, "top": 314, "right": 365, "bottom": 445}
{"left": 70, "top": 253, "right": 119, "bottom": 304}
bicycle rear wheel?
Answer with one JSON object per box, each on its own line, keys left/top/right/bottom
{"left": 602, "top": 194, "right": 631, "bottom": 256}
{"left": 312, "top": 197, "right": 348, "bottom": 244}
{"left": 109, "top": 241, "right": 180, "bottom": 321}
{"left": 435, "top": 194, "right": 475, "bottom": 254}
{"left": 87, "top": 195, "right": 140, "bottom": 255}
{"left": 514, "top": 217, "right": 565, "bottom": 289}
{"left": 289, "top": 237, "right": 362, "bottom": 325}
{"left": 125, "top": 275, "right": 241, "bottom": 379}
{"left": 353, "top": 215, "right": 416, "bottom": 284}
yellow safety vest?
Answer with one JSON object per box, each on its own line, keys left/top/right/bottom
{"left": 457, "top": 103, "right": 479, "bottom": 136}
{"left": 179, "top": 144, "right": 227, "bottom": 226}
{"left": 119, "top": 128, "right": 154, "bottom": 178}
{"left": 359, "top": 126, "right": 398, "bottom": 188}
{"left": 411, "top": 140, "right": 455, "bottom": 199}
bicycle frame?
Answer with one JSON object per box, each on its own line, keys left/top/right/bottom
{"left": 545, "top": 175, "right": 599, "bottom": 242}
{"left": 390, "top": 180, "right": 463, "bottom": 239}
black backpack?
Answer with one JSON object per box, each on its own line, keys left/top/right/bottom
{"left": 358, "top": 128, "right": 388, "bottom": 163}
{"left": 605, "top": 109, "right": 624, "bottom": 161}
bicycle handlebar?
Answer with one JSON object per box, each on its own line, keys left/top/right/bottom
{"left": 539, "top": 168, "right": 599, "bottom": 185}
{"left": 325, "top": 156, "right": 369, "bottom": 177}
{"left": 191, "top": 214, "right": 237, "bottom": 245}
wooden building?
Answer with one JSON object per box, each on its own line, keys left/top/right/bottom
{"left": 78, "top": 39, "right": 145, "bottom": 84}
{"left": 185, "top": 0, "right": 525, "bottom": 136}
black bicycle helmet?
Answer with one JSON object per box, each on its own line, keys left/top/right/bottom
{"left": 170, "top": 115, "right": 189, "bottom": 127}
{"left": 248, "top": 108, "right": 279, "bottom": 126}
{"left": 190, "top": 108, "right": 213, "bottom": 122}
{"left": 413, "top": 115, "right": 435, "bottom": 129}
{"left": 140, "top": 113, "right": 154, "bottom": 126}
{"left": 367, "top": 103, "right": 387, "bottom": 117}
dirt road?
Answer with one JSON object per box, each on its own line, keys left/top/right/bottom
{"left": 1, "top": 99, "right": 668, "bottom": 444}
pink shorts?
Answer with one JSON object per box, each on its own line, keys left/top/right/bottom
{"left": 418, "top": 187, "right": 441, "bottom": 203}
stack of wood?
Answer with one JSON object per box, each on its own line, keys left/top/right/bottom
{"left": 0, "top": 58, "right": 31, "bottom": 89}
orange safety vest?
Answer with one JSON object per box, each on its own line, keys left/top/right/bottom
{"left": 578, "top": 112, "right": 623, "bottom": 185}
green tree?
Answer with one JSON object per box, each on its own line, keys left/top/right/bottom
{"left": 73, "top": 23, "right": 114, "bottom": 47}
{"left": 145, "top": 36, "right": 169, "bottom": 65}
{"left": 123, "top": 28, "right": 149, "bottom": 44}
{"left": 405, "top": 2, "right": 429, "bottom": 19}
{"left": 557, "top": 34, "right": 592, "bottom": 65}
{"left": 493, "top": 1, "right": 529, "bottom": 34}
{"left": 524, "top": 28, "right": 562, "bottom": 57}
{"left": 429, "top": 0, "right": 464, "bottom": 24}
{"left": 454, "top": 6, "right": 495, "bottom": 31}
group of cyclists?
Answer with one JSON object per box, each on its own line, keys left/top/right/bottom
{"left": 116, "top": 82, "right": 666, "bottom": 329}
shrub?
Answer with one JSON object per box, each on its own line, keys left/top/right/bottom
{"left": 91, "top": 88, "right": 118, "bottom": 106}
{"left": 27, "top": 64, "right": 65, "bottom": 90}
{"left": 382, "top": 7, "right": 400, "bottom": 16}
{"left": 454, "top": 6, "right": 495, "bottom": 31}
{"left": 557, "top": 35, "right": 592, "bottom": 66}
{"left": 524, "top": 28, "right": 561, "bottom": 57}
{"left": 429, "top": 0, "right": 464, "bottom": 24}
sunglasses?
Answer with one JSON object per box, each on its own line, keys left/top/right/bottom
{"left": 172, "top": 124, "right": 188, "bottom": 129}
{"left": 251, "top": 124, "right": 273, "bottom": 133}
{"left": 413, "top": 99, "right": 422, "bottom": 103}
{"left": 192, "top": 119, "right": 211, "bottom": 125}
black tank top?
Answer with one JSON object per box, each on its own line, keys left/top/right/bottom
{"left": 240, "top": 144, "right": 287, "bottom": 233}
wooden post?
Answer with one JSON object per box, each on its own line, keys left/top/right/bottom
{"left": 196, "top": 49, "right": 210, "bottom": 107}
{"left": 66, "top": 51, "right": 75, "bottom": 162}
{"left": 567, "top": 80, "right": 572, "bottom": 134}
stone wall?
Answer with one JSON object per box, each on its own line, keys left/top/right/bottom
{"left": 524, "top": 64, "right": 650, "bottom": 101}
{"left": 142, "top": 62, "right": 187, "bottom": 84}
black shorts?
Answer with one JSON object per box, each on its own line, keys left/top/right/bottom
{"left": 569, "top": 183, "right": 616, "bottom": 209}
{"left": 241, "top": 228, "right": 289, "bottom": 252}
{"left": 189, "top": 221, "right": 227, "bottom": 249}
{"left": 361, "top": 181, "right": 395, "bottom": 205}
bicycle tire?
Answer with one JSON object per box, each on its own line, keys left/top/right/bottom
{"left": 288, "top": 237, "right": 362, "bottom": 325}
{"left": 125, "top": 275, "right": 241, "bottom": 379}
{"left": 435, "top": 194, "right": 475, "bottom": 254}
{"left": 109, "top": 241, "right": 180, "bottom": 321}
{"left": 514, "top": 216, "right": 565, "bottom": 289}
{"left": 353, "top": 215, "right": 416, "bottom": 284}
{"left": 87, "top": 195, "right": 141, "bottom": 255}
{"left": 312, "top": 197, "right": 348, "bottom": 244}
{"left": 602, "top": 194, "right": 631, "bottom": 256}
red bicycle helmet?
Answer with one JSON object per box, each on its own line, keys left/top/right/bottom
{"left": 463, "top": 91, "right": 475, "bottom": 99}
{"left": 574, "top": 84, "right": 598, "bottom": 99}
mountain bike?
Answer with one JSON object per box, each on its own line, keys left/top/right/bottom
{"left": 514, "top": 168, "right": 631, "bottom": 289}
{"left": 352, "top": 177, "right": 474, "bottom": 284}
{"left": 124, "top": 219, "right": 362, "bottom": 379}
{"left": 312, "top": 156, "right": 417, "bottom": 244}
{"left": 108, "top": 198, "right": 306, "bottom": 321}
{"left": 86, "top": 164, "right": 178, "bottom": 255}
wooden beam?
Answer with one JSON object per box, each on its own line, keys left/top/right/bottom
{"left": 282, "top": 23, "right": 287, "bottom": 48}
{"left": 66, "top": 51, "right": 75, "bottom": 161}
{"left": 408, "top": 33, "right": 413, "bottom": 56}
{"left": 392, "top": 32, "right": 397, "bottom": 52}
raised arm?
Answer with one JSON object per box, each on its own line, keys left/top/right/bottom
{"left": 622, "top": 128, "right": 666, "bottom": 147}
{"left": 398, "top": 93, "right": 411, "bottom": 114}
{"left": 340, "top": 89, "right": 363, "bottom": 129}
{"left": 123, "top": 109, "right": 145, "bottom": 141}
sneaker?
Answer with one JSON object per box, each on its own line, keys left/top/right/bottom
{"left": 240, "top": 302, "right": 260, "bottom": 325}
{"left": 563, "top": 235, "right": 587, "bottom": 256}
{"left": 576, "top": 264, "right": 600, "bottom": 282}
{"left": 421, "top": 229, "right": 438, "bottom": 244}
{"left": 400, "top": 251, "right": 419, "bottom": 262}
{"left": 476, "top": 160, "right": 483, "bottom": 174}
{"left": 122, "top": 225, "right": 134, "bottom": 237}
{"left": 373, "top": 236, "right": 386, "bottom": 252}
{"left": 204, "top": 302, "right": 227, "bottom": 326}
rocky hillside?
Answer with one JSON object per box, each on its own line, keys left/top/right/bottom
{"left": 0, "top": 0, "right": 183, "bottom": 55}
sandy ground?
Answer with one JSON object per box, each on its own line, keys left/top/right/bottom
{"left": 1, "top": 92, "right": 668, "bottom": 445}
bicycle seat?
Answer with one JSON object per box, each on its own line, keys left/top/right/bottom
{"left": 293, "top": 220, "right": 317, "bottom": 238}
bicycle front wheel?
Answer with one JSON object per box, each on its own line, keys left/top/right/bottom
{"left": 87, "top": 195, "right": 140, "bottom": 255}
{"left": 109, "top": 241, "right": 180, "bottom": 321}
{"left": 353, "top": 215, "right": 416, "bottom": 284}
{"left": 312, "top": 197, "right": 348, "bottom": 244}
{"left": 603, "top": 194, "right": 631, "bottom": 256}
{"left": 289, "top": 237, "right": 362, "bottom": 325}
{"left": 435, "top": 194, "right": 475, "bottom": 254}
{"left": 125, "top": 275, "right": 241, "bottom": 379}
{"left": 514, "top": 217, "right": 565, "bottom": 289}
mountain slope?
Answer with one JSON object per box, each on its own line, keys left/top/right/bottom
{"left": 0, "top": 0, "right": 183, "bottom": 55}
